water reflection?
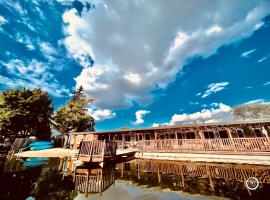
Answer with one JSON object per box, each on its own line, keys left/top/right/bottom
{"left": 0, "top": 157, "right": 270, "bottom": 200}
{"left": 74, "top": 165, "right": 115, "bottom": 196}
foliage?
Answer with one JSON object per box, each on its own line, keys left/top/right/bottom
{"left": 34, "top": 170, "right": 77, "bottom": 200}
{"left": 233, "top": 103, "right": 270, "bottom": 120}
{"left": 54, "top": 86, "right": 95, "bottom": 134}
{"left": 0, "top": 88, "right": 53, "bottom": 139}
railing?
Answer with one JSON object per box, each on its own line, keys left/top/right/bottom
{"left": 75, "top": 168, "right": 115, "bottom": 196}
{"left": 120, "top": 160, "right": 270, "bottom": 184}
{"left": 78, "top": 141, "right": 117, "bottom": 162}
{"left": 135, "top": 137, "right": 270, "bottom": 152}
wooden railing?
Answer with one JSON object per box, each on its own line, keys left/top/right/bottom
{"left": 75, "top": 168, "right": 115, "bottom": 196}
{"left": 78, "top": 141, "right": 117, "bottom": 162}
{"left": 121, "top": 160, "right": 270, "bottom": 184}
{"left": 135, "top": 137, "right": 270, "bottom": 152}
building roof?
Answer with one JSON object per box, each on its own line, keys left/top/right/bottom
{"left": 68, "top": 118, "right": 270, "bottom": 135}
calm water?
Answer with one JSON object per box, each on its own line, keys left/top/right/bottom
{"left": 0, "top": 157, "right": 269, "bottom": 200}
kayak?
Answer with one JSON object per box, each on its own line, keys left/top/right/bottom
{"left": 28, "top": 141, "right": 54, "bottom": 147}
{"left": 30, "top": 145, "right": 53, "bottom": 151}
{"left": 23, "top": 157, "right": 49, "bottom": 167}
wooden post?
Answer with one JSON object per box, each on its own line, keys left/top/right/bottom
{"left": 137, "top": 161, "right": 140, "bottom": 180}
{"left": 122, "top": 133, "right": 124, "bottom": 149}
{"left": 227, "top": 128, "right": 236, "bottom": 151}
{"left": 121, "top": 162, "right": 124, "bottom": 178}
{"left": 262, "top": 126, "right": 270, "bottom": 142}
{"left": 206, "top": 165, "right": 215, "bottom": 192}
{"left": 175, "top": 130, "right": 178, "bottom": 149}
{"left": 85, "top": 170, "right": 89, "bottom": 197}
{"left": 108, "top": 133, "right": 111, "bottom": 141}
{"left": 102, "top": 140, "right": 106, "bottom": 162}
{"left": 198, "top": 129, "right": 205, "bottom": 150}
{"left": 157, "top": 162, "right": 161, "bottom": 183}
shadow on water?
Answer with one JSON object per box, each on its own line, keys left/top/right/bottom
{"left": 0, "top": 157, "right": 270, "bottom": 200}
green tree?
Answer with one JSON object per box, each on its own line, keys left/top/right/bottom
{"left": 233, "top": 103, "right": 270, "bottom": 120}
{"left": 54, "top": 86, "right": 95, "bottom": 135}
{"left": 0, "top": 88, "right": 53, "bottom": 140}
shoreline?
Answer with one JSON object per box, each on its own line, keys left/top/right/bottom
{"left": 14, "top": 148, "right": 270, "bottom": 165}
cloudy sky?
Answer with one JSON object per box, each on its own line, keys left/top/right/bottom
{"left": 0, "top": 0, "right": 270, "bottom": 130}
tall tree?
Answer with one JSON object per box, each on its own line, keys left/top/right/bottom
{"left": 54, "top": 86, "right": 95, "bottom": 134}
{"left": 0, "top": 88, "right": 53, "bottom": 140}
{"left": 233, "top": 103, "right": 270, "bottom": 120}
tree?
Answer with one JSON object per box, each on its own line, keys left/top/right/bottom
{"left": 0, "top": 88, "right": 53, "bottom": 140}
{"left": 233, "top": 103, "right": 270, "bottom": 120}
{"left": 54, "top": 86, "right": 95, "bottom": 135}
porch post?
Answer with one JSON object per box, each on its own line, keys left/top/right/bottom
{"left": 262, "top": 126, "right": 270, "bottom": 143}
{"left": 122, "top": 133, "right": 124, "bottom": 149}
{"left": 175, "top": 130, "right": 178, "bottom": 149}
{"left": 227, "top": 128, "right": 236, "bottom": 151}
{"left": 157, "top": 162, "right": 161, "bottom": 183}
{"left": 198, "top": 129, "right": 205, "bottom": 150}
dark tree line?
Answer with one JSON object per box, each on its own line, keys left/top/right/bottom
{"left": 0, "top": 86, "right": 95, "bottom": 142}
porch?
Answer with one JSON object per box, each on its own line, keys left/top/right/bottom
{"left": 118, "top": 137, "right": 270, "bottom": 153}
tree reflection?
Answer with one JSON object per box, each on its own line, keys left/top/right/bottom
{"left": 33, "top": 170, "right": 76, "bottom": 200}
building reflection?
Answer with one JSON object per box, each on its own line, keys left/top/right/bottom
{"left": 61, "top": 158, "right": 270, "bottom": 199}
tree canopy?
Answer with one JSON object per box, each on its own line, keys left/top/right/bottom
{"left": 0, "top": 88, "right": 53, "bottom": 140}
{"left": 233, "top": 103, "right": 270, "bottom": 120}
{"left": 54, "top": 86, "right": 95, "bottom": 134}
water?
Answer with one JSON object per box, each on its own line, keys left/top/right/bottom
{"left": 0, "top": 157, "right": 269, "bottom": 200}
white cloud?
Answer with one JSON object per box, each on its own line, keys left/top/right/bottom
{"left": 258, "top": 56, "right": 269, "bottom": 63}
{"left": 15, "top": 33, "right": 35, "bottom": 50}
{"left": 244, "top": 99, "right": 265, "bottom": 104}
{"left": 154, "top": 103, "right": 233, "bottom": 126}
{"left": 263, "top": 81, "right": 270, "bottom": 86}
{"left": 62, "top": 0, "right": 270, "bottom": 109}
{"left": 88, "top": 108, "right": 116, "bottom": 121}
{"left": 1, "top": 59, "right": 70, "bottom": 97}
{"left": 0, "top": 15, "right": 7, "bottom": 25}
{"left": 240, "top": 48, "right": 257, "bottom": 57}
{"left": 133, "top": 110, "right": 150, "bottom": 125}
{"left": 199, "top": 82, "right": 229, "bottom": 98}
{"left": 40, "top": 42, "right": 57, "bottom": 55}
{"left": 244, "top": 86, "right": 253, "bottom": 89}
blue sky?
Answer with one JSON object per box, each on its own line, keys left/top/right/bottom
{"left": 0, "top": 0, "right": 270, "bottom": 130}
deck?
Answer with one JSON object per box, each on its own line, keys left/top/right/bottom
{"left": 118, "top": 137, "right": 270, "bottom": 153}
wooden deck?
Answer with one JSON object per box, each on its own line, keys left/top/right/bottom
{"left": 134, "top": 137, "right": 270, "bottom": 153}
{"left": 77, "top": 141, "right": 117, "bottom": 163}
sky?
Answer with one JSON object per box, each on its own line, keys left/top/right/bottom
{"left": 0, "top": 0, "right": 270, "bottom": 131}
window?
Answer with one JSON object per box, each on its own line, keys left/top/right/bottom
{"left": 254, "top": 129, "right": 262, "bottom": 137}
{"left": 186, "top": 132, "right": 195, "bottom": 139}
{"left": 145, "top": 134, "right": 150, "bottom": 140}
{"left": 204, "top": 131, "right": 214, "bottom": 139}
{"left": 170, "top": 134, "right": 175, "bottom": 139}
{"left": 125, "top": 135, "right": 131, "bottom": 141}
{"left": 219, "top": 130, "right": 228, "bottom": 138}
{"left": 237, "top": 130, "right": 244, "bottom": 138}
{"left": 118, "top": 135, "right": 122, "bottom": 141}
{"left": 139, "top": 135, "right": 143, "bottom": 140}
{"left": 177, "top": 132, "right": 183, "bottom": 139}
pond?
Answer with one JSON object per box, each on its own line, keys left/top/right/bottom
{"left": 0, "top": 157, "right": 269, "bottom": 200}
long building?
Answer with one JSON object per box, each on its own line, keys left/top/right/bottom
{"left": 64, "top": 118, "right": 270, "bottom": 154}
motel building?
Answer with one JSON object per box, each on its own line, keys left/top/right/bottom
{"left": 64, "top": 118, "right": 270, "bottom": 153}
